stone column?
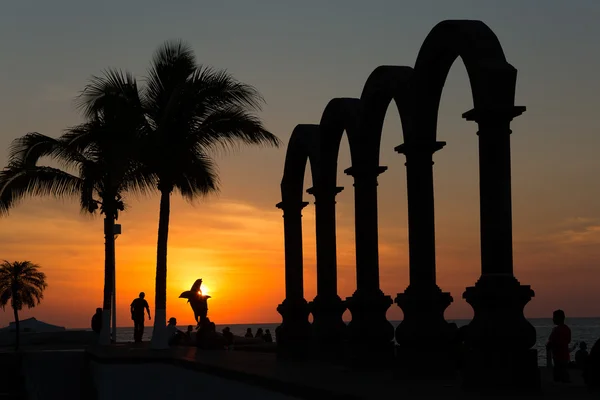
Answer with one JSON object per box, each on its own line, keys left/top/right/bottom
{"left": 306, "top": 185, "right": 347, "bottom": 355}
{"left": 461, "top": 107, "right": 539, "bottom": 391}
{"left": 343, "top": 165, "right": 395, "bottom": 363}
{"left": 393, "top": 141, "right": 456, "bottom": 376}
{"left": 275, "top": 199, "right": 312, "bottom": 359}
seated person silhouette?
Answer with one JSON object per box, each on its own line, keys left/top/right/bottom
{"left": 245, "top": 328, "right": 253, "bottom": 338}
{"left": 583, "top": 338, "right": 600, "bottom": 388}
{"left": 185, "top": 325, "right": 194, "bottom": 344}
{"left": 166, "top": 317, "right": 185, "bottom": 346}
{"left": 575, "top": 342, "right": 589, "bottom": 370}
{"left": 263, "top": 329, "right": 273, "bottom": 343}
{"left": 91, "top": 308, "right": 102, "bottom": 334}
{"left": 222, "top": 327, "right": 234, "bottom": 349}
{"left": 255, "top": 328, "right": 264, "bottom": 340}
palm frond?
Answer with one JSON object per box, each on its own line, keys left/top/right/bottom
{"left": 144, "top": 40, "right": 196, "bottom": 123}
{"left": 76, "top": 68, "right": 141, "bottom": 121}
{"left": 194, "top": 107, "right": 281, "bottom": 151}
{"left": 0, "top": 163, "right": 84, "bottom": 216}
{"left": 172, "top": 153, "right": 219, "bottom": 201}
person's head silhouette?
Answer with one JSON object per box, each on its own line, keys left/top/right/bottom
{"left": 168, "top": 317, "right": 177, "bottom": 326}
{"left": 580, "top": 341, "right": 588, "bottom": 350}
{"left": 139, "top": 292, "right": 145, "bottom": 299}
{"left": 187, "top": 325, "right": 193, "bottom": 332}
{"left": 95, "top": 308, "right": 102, "bottom": 314}
{"left": 553, "top": 309, "right": 566, "bottom": 325}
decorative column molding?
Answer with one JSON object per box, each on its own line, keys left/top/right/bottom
{"left": 275, "top": 199, "right": 311, "bottom": 359}
{"left": 306, "top": 185, "right": 346, "bottom": 354}
{"left": 343, "top": 164, "right": 395, "bottom": 363}
{"left": 461, "top": 106, "right": 539, "bottom": 391}
{"left": 393, "top": 140, "right": 456, "bottom": 376}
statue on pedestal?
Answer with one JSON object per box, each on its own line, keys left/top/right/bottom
{"left": 179, "top": 278, "right": 211, "bottom": 328}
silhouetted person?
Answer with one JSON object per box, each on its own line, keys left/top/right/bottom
{"left": 547, "top": 309, "right": 571, "bottom": 383}
{"left": 575, "top": 342, "right": 589, "bottom": 370}
{"left": 245, "top": 328, "right": 253, "bottom": 338}
{"left": 255, "top": 328, "right": 264, "bottom": 340}
{"left": 185, "top": 325, "right": 194, "bottom": 344}
{"left": 583, "top": 338, "right": 600, "bottom": 389}
{"left": 166, "top": 317, "right": 184, "bottom": 346}
{"left": 263, "top": 329, "right": 273, "bottom": 343}
{"left": 130, "top": 292, "right": 151, "bottom": 343}
{"left": 91, "top": 308, "right": 102, "bottom": 334}
{"left": 222, "top": 327, "right": 234, "bottom": 350}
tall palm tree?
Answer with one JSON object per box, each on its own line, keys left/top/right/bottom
{"left": 0, "top": 261, "right": 48, "bottom": 350}
{"left": 0, "top": 71, "right": 155, "bottom": 345}
{"left": 141, "top": 42, "right": 280, "bottom": 348}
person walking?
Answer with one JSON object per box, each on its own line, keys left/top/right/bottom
{"left": 130, "top": 292, "right": 151, "bottom": 343}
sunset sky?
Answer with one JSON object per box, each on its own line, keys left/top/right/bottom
{"left": 1, "top": 0, "right": 600, "bottom": 328}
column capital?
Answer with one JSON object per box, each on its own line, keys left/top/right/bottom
{"left": 306, "top": 186, "right": 344, "bottom": 196}
{"left": 343, "top": 165, "right": 387, "bottom": 178}
{"left": 462, "top": 106, "right": 526, "bottom": 123}
{"left": 276, "top": 200, "right": 309, "bottom": 211}
{"left": 394, "top": 141, "right": 446, "bottom": 156}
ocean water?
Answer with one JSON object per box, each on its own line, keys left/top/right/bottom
{"left": 93, "top": 318, "right": 600, "bottom": 365}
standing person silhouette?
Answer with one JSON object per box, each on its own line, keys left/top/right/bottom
{"left": 546, "top": 309, "right": 572, "bottom": 383}
{"left": 130, "top": 292, "right": 151, "bottom": 343}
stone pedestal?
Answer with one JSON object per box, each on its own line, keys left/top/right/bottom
{"left": 395, "top": 284, "right": 457, "bottom": 377}
{"left": 345, "top": 290, "right": 395, "bottom": 365}
{"left": 461, "top": 275, "right": 539, "bottom": 391}
{"left": 276, "top": 298, "right": 312, "bottom": 360}
{"left": 309, "top": 294, "right": 347, "bottom": 358}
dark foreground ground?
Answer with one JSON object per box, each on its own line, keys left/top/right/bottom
{"left": 0, "top": 342, "right": 597, "bottom": 399}
{"left": 87, "top": 343, "right": 597, "bottom": 399}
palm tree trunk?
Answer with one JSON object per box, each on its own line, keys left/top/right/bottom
{"left": 13, "top": 307, "right": 19, "bottom": 351}
{"left": 151, "top": 188, "right": 171, "bottom": 349}
{"left": 100, "top": 214, "right": 115, "bottom": 345}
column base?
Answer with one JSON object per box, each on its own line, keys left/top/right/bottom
{"left": 461, "top": 349, "right": 540, "bottom": 393}
{"left": 309, "top": 295, "right": 347, "bottom": 360}
{"left": 276, "top": 298, "right": 311, "bottom": 360}
{"left": 345, "top": 290, "right": 395, "bottom": 365}
{"left": 394, "top": 284, "right": 457, "bottom": 377}
{"left": 462, "top": 274, "right": 539, "bottom": 391}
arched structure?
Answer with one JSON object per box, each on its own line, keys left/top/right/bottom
{"left": 394, "top": 20, "right": 537, "bottom": 388}
{"left": 275, "top": 124, "right": 320, "bottom": 357}
{"left": 316, "top": 97, "right": 397, "bottom": 359}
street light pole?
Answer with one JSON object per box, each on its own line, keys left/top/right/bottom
{"left": 112, "top": 224, "right": 122, "bottom": 343}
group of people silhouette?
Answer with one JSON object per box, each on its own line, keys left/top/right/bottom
{"left": 244, "top": 327, "right": 273, "bottom": 343}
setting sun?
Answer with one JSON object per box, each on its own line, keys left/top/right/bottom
{"left": 199, "top": 286, "right": 209, "bottom": 296}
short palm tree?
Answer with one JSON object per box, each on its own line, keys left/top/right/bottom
{"left": 0, "top": 71, "right": 155, "bottom": 345}
{"left": 0, "top": 261, "right": 48, "bottom": 350}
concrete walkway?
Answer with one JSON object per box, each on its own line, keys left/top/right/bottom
{"left": 21, "top": 350, "right": 91, "bottom": 400}
{"left": 88, "top": 344, "right": 599, "bottom": 399}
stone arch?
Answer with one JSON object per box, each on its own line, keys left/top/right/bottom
{"left": 358, "top": 65, "right": 414, "bottom": 166}
{"left": 316, "top": 98, "right": 362, "bottom": 189}
{"left": 280, "top": 124, "right": 321, "bottom": 204}
{"left": 409, "top": 19, "right": 517, "bottom": 143}
{"left": 393, "top": 20, "right": 536, "bottom": 382}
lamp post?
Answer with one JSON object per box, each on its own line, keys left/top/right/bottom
{"left": 112, "top": 223, "right": 122, "bottom": 343}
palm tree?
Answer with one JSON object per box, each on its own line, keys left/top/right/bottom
{"left": 0, "top": 261, "right": 48, "bottom": 350}
{"left": 141, "top": 42, "right": 280, "bottom": 348}
{"left": 0, "top": 71, "right": 155, "bottom": 345}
